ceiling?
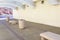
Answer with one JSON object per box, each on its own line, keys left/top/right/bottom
{"left": 0, "top": 0, "right": 35, "bottom": 9}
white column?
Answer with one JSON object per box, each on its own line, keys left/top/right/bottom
{"left": 18, "top": 8, "right": 25, "bottom": 29}
{"left": 18, "top": 19, "right": 25, "bottom": 29}
{"left": 13, "top": 8, "right": 25, "bottom": 29}
{"left": 13, "top": 9, "right": 20, "bottom": 19}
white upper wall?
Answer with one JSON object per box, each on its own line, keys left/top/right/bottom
{"left": 13, "top": 0, "right": 60, "bottom": 27}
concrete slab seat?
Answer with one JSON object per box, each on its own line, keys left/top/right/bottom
{"left": 9, "top": 20, "right": 18, "bottom": 25}
{"left": 40, "top": 32, "right": 60, "bottom": 40}
{"left": 6, "top": 18, "right": 18, "bottom": 25}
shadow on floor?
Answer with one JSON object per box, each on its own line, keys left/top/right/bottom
{"left": 2, "top": 20, "right": 60, "bottom": 40}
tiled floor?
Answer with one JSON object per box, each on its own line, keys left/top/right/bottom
{"left": 0, "top": 20, "right": 24, "bottom": 40}
{"left": 0, "top": 20, "right": 60, "bottom": 40}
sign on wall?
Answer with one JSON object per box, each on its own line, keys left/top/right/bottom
{"left": 0, "top": 7, "right": 13, "bottom": 19}
{"left": 47, "top": 0, "right": 59, "bottom": 5}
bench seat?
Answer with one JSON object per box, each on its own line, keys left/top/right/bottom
{"left": 40, "top": 32, "right": 60, "bottom": 40}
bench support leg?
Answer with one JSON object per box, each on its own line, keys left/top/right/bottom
{"left": 18, "top": 19, "right": 25, "bottom": 29}
{"left": 41, "top": 37, "right": 45, "bottom": 40}
{"left": 41, "top": 37, "right": 47, "bottom": 40}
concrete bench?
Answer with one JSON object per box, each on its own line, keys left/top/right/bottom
{"left": 40, "top": 32, "right": 60, "bottom": 40}
{"left": 9, "top": 20, "right": 18, "bottom": 25}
